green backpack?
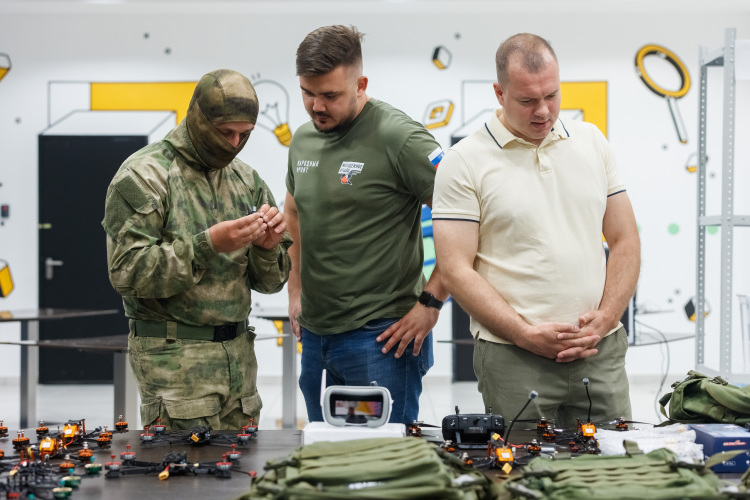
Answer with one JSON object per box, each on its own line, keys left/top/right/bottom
{"left": 240, "top": 437, "right": 500, "bottom": 500}
{"left": 659, "top": 370, "right": 750, "bottom": 424}
{"left": 502, "top": 442, "right": 729, "bottom": 500}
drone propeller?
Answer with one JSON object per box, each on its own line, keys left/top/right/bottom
{"left": 604, "top": 418, "right": 653, "bottom": 425}
{"left": 410, "top": 420, "right": 440, "bottom": 428}
{"left": 602, "top": 417, "right": 655, "bottom": 431}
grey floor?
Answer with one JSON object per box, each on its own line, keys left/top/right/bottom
{"left": 0, "top": 373, "right": 670, "bottom": 432}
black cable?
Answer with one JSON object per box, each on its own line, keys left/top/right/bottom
{"left": 635, "top": 319, "right": 670, "bottom": 422}
{"left": 503, "top": 391, "right": 537, "bottom": 445}
{"left": 583, "top": 378, "right": 592, "bottom": 422}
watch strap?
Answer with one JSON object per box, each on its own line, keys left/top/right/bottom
{"left": 419, "top": 291, "right": 444, "bottom": 310}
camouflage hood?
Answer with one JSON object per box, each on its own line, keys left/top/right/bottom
{"left": 185, "top": 69, "right": 259, "bottom": 170}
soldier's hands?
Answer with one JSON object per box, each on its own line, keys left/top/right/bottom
{"left": 208, "top": 205, "right": 287, "bottom": 253}
{"left": 377, "top": 302, "right": 439, "bottom": 358}
{"left": 252, "top": 204, "right": 287, "bottom": 250}
{"left": 209, "top": 213, "right": 267, "bottom": 253}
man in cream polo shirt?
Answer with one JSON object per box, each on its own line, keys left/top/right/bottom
{"left": 432, "top": 33, "right": 640, "bottom": 428}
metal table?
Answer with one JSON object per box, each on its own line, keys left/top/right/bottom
{"left": 0, "top": 308, "right": 119, "bottom": 428}
{"left": 439, "top": 332, "right": 695, "bottom": 348}
{"left": 632, "top": 331, "right": 694, "bottom": 347}
{"left": 0, "top": 334, "right": 138, "bottom": 433}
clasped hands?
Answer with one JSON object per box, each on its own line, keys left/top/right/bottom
{"left": 209, "top": 203, "right": 287, "bottom": 253}
{"left": 522, "top": 310, "right": 615, "bottom": 363}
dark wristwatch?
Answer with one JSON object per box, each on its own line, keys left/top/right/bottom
{"left": 418, "top": 291, "right": 444, "bottom": 310}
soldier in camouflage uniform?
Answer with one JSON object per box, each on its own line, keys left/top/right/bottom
{"left": 102, "top": 69, "right": 292, "bottom": 430}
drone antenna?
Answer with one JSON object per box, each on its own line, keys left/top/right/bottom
{"left": 503, "top": 390, "right": 538, "bottom": 445}
{"left": 583, "top": 378, "right": 592, "bottom": 423}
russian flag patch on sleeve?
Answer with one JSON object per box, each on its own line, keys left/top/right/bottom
{"left": 428, "top": 146, "right": 444, "bottom": 168}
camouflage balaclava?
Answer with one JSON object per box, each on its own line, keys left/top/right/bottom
{"left": 186, "top": 69, "right": 259, "bottom": 170}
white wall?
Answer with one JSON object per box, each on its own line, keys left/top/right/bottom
{"left": 0, "top": 0, "right": 749, "bottom": 382}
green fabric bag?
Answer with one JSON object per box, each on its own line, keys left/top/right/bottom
{"left": 503, "top": 441, "right": 729, "bottom": 500}
{"left": 659, "top": 370, "right": 750, "bottom": 424}
{"left": 239, "top": 437, "right": 499, "bottom": 500}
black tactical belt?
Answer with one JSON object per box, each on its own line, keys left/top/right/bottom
{"left": 133, "top": 319, "right": 245, "bottom": 342}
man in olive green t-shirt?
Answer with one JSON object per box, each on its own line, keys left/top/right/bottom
{"left": 285, "top": 25, "right": 448, "bottom": 425}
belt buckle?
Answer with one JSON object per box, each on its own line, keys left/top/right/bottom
{"left": 213, "top": 323, "right": 237, "bottom": 342}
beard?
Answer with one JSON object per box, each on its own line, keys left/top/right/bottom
{"left": 310, "top": 93, "right": 360, "bottom": 134}
{"left": 312, "top": 110, "right": 357, "bottom": 134}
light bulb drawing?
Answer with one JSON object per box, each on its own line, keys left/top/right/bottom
{"left": 0, "top": 53, "right": 11, "bottom": 84}
{"left": 253, "top": 79, "right": 292, "bottom": 147}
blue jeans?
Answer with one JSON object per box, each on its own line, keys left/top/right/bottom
{"left": 299, "top": 318, "right": 434, "bottom": 425}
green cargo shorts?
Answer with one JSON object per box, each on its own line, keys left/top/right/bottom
{"left": 128, "top": 320, "right": 262, "bottom": 431}
{"left": 473, "top": 327, "right": 631, "bottom": 429}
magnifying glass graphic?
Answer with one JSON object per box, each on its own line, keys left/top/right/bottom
{"left": 635, "top": 44, "right": 690, "bottom": 144}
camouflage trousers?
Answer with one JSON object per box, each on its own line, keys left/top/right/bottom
{"left": 128, "top": 320, "right": 262, "bottom": 431}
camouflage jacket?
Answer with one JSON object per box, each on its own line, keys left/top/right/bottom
{"left": 102, "top": 120, "right": 291, "bottom": 325}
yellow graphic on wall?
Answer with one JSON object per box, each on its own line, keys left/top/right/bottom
{"left": 560, "top": 81, "right": 608, "bottom": 137}
{"left": 0, "top": 259, "right": 14, "bottom": 298}
{"left": 253, "top": 80, "right": 292, "bottom": 147}
{"left": 432, "top": 46, "right": 452, "bottom": 70}
{"left": 90, "top": 82, "right": 195, "bottom": 123}
{"left": 89, "top": 80, "right": 292, "bottom": 146}
{"left": 634, "top": 44, "right": 690, "bottom": 144}
{"left": 685, "top": 296, "right": 711, "bottom": 322}
{"left": 0, "top": 53, "right": 11, "bottom": 84}
{"left": 685, "top": 152, "right": 699, "bottom": 173}
{"left": 423, "top": 99, "right": 454, "bottom": 130}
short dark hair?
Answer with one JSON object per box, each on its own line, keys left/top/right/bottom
{"left": 296, "top": 25, "right": 365, "bottom": 77}
{"left": 495, "top": 33, "right": 557, "bottom": 86}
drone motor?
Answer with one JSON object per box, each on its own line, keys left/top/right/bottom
{"left": 36, "top": 420, "right": 49, "bottom": 437}
{"left": 78, "top": 441, "right": 94, "bottom": 460}
{"left": 120, "top": 445, "right": 136, "bottom": 462}
{"left": 151, "top": 418, "right": 167, "bottom": 434}
{"left": 115, "top": 415, "right": 129, "bottom": 432}
{"left": 12, "top": 430, "right": 30, "bottom": 450}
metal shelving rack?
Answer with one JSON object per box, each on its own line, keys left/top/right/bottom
{"left": 696, "top": 27, "right": 750, "bottom": 382}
